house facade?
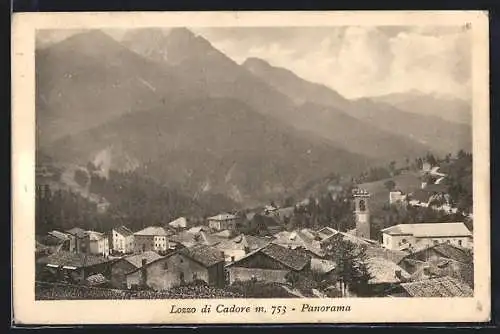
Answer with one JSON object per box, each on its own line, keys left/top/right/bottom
{"left": 207, "top": 213, "right": 238, "bottom": 231}
{"left": 65, "top": 227, "right": 90, "bottom": 254}
{"left": 126, "top": 245, "right": 225, "bottom": 290}
{"left": 110, "top": 226, "right": 134, "bottom": 254}
{"left": 215, "top": 234, "right": 272, "bottom": 263}
{"left": 36, "top": 250, "right": 114, "bottom": 283}
{"left": 381, "top": 223, "right": 473, "bottom": 251}
{"left": 134, "top": 226, "right": 169, "bottom": 253}
{"left": 110, "top": 251, "right": 163, "bottom": 288}
{"left": 87, "top": 231, "right": 110, "bottom": 257}
{"left": 226, "top": 243, "right": 311, "bottom": 285}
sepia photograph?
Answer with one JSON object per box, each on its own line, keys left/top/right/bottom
{"left": 12, "top": 11, "right": 490, "bottom": 324}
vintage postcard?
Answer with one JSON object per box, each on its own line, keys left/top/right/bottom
{"left": 12, "top": 11, "right": 490, "bottom": 325}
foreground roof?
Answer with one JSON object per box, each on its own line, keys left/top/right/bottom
{"left": 381, "top": 223, "right": 472, "bottom": 237}
{"left": 366, "top": 257, "right": 411, "bottom": 284}
{"left": 402, "top": 243, "right": 472, "bottom": 264}
{"left": 123, "top": 251, "right": 163, "bottom": 268}
{"left": 37, "top": 251, "right": 112, "bottom": 268}
{"left": 179, "top": 245, "right": 225, "bottom": 267}
{"left": 400, "top": 276, "right": 473, "bottom": 297}
{"left": 260, "top": 243, "right": 311, "bottom": 271}
{"left": 272, "top": 230, "right": 325, "bottom": 257}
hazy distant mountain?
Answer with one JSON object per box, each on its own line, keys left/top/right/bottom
{"left": 243, "top": 58, "right": 433, "bottom": 162}
{"left": 243, "top": 57, "right": 472, "bottom": 156}
{"left": 369, "top": 91, "right": 471, "bottom": 125}
{"left": 48, "top": 98, "right": 372, "bottom": 205}
{"left": 35, "top": 30, "right": 206, "bottom": 147}
{"left": 350, "top": 98, "right": 472, "bottom": 155}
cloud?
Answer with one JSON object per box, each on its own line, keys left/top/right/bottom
{"left": 196, "top": 26, "right": 471, "bottom": 100}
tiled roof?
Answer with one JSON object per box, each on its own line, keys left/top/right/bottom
{"left": 261, "top": 243, "right": 311, "bottom": 271}
{"left": 65, "top": 227, "right": 88, "bottom": 238}
{"left": 48, "top": 230, "right": 70, "bottom": 241}
{"left": 381, "top": 223, "right": 472, "bottom": 237}
{"left": 310, "top": 258, "right": 336, "bottom": 274}
{"left": 179, "top": 245, "right": 225, "bottom": 267}
{"left": 217, "top": 234, "right": 272, "bottom": 252}
{"left": 134, "top": 226, "right": 168, "bottom": 236}
{"left": 366, "top": 246, "right": 409, "bottom": 264}
{"left": 37, "top": 250, "right": 112, "bottom": 268}
{"left": 366, "top": 257, "right": 411, "bottom": 284}
{"left": 170, "top": 231, "right": 222, "bottom": 248}
{"left": 403, "top": 243, "right": 472, "bottom": 264}
{"left": 114, "top": 226, "right": 133, "bottom": 237}
{"left": 123, "top": 251, "right": 163, "bottom": 268}
{"left": 431, "top": 244, "right": 472, "bottom": 263}
{"left": 400, "top": 276, "right": 473, "bottom": 297}
{"left": 168, "top": 217, "right": 188, "bottom": 228}
{"left": 208, "top": 213, "right": 238, "bottom": 221}
{"left": 272, "top": 230, "right": 325, "bottom": 257}
{"left": 316, "top": 227, "right": 338, "bottom": 238}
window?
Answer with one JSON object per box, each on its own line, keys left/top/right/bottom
{"left": 164, "top": 262, "right": 168, "bottom": 270}
{"left": 458, "top": 240, "right": 463, "bottom": 246}
{"left": 193, "top": 273, "right": 197, "bottom": 280}
{"left": 180, "top": 272, "right": 185, "bottom": 282}
{"left": 180, "top": 258, "right": 183, "bottom": 263}
{"left": 359, "top": 200, "right": 366, "bottom": 212}
{"left": 402, "top": 239, "right": 407, "bottom": 244}
{"left": 446, "top": 240, "right": 451, "bottom": 244}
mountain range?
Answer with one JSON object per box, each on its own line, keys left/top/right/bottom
{"left": 36, "top": 28, "right": 472, "bottom": 206}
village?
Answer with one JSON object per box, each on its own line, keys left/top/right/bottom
{"left": 35, "top": 156, "right": 475, "bottom": 300}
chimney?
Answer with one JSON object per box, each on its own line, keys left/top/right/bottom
{"left": 140, "top": 258, "right": 148, "bottom": 288}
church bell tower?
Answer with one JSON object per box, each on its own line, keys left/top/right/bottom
{"left": 353, "top": 188, "right": 371, "bottom": 240}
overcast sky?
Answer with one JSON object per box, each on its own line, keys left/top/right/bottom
{"left": 37, "top": 25, "right": 471, "bottom": 100}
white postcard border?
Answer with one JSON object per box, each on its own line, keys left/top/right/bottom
{"left": 12, "top": 10, "right": 491, "bottom": 325}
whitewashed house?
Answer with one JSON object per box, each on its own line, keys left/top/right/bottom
{"left": 110, "top": 226, "right": 134, "bottom": 254}
{"left": 86, "top": 230, "right": 110, "bottom": 257}
{"left": 207, "top": 213, "right": 238, "bottom": 232}
{"left": 381, "top": 222, "right": 473, "bottom": 251}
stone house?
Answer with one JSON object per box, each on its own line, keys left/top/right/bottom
{"left": 125, "top": 245, "right": 225, "bottom": 290}
{"left": 110, "top": 251, "right": 163, "bottom": 288}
